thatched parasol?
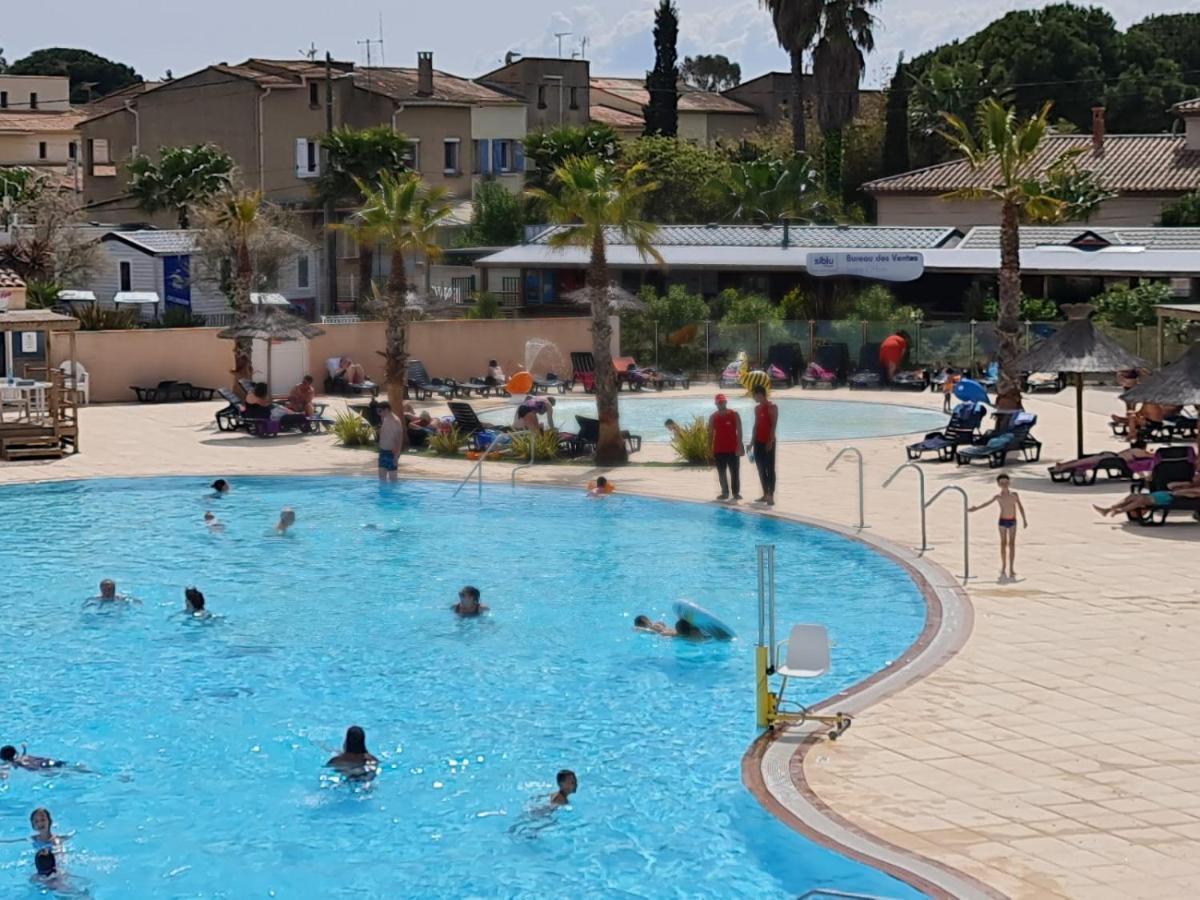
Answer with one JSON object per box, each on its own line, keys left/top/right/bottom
{"left": 564, "top": 283, "right": 646, "bottom": 313}
{"left": 1015, "top": 303, "right": 1148, "bottom": 458}
{"left": 1121, "top": 341, "right": 1200, "bottom": 452}
{"left": 218, "top": 308, "right": 325, "bottom": 392}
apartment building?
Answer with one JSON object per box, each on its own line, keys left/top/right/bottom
{"left": 0, "top": 75, "right": 84, "bottom": 189}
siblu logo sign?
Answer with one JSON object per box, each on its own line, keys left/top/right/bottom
{"left": 804, "top": 251, "right": 925, "bottom": 282}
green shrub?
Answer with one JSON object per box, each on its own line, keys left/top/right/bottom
{"left": 429, "top": 427, "right": 465, "bottom": 456}
{"left": 464, "top": 293, "right": 503, "bottom": 320}
{"left": 509, "top": 429, "right": 562, "bottom": 462}
{"left": 982, "top": 294, "right": 1060, "bottom": 321}
{"left": 159, "top": 307, "right": 208, "bottom": 328}
{"left": 332, "top": 411, "right": 376, "bottom": 447}
{"left": 24, "top": 279, "right": 61, "bottom": 309}
{"left": 720, "top": 291, "right": 780, "bottom": 325}
{"left": 846, "top": 284, "right": 924, "bottom": 323}
{"left": 75, "top": 305, "right": 140, "bottom": 330}
{"left": 670, "top": 416, "right": 713, "bottom": 465}
{"left": 1091, "top": 282, "right": 1172, "bottom": 330}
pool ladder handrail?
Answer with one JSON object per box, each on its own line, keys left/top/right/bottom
{"left": 510, "top": 428, "right": 537, "bottom": 487}
{"left": 825, "top": 446, "right": 866, "bottom": 530}
{"left": 882, "top": 462, "right": 928, "bottom": 553}
{"left": 451, "top": 432, "right": 514, "bottom": 499}
{"left": 924, "top": 484, "right": 970, "bottom": 581}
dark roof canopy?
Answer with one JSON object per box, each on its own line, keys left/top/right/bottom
{"left": 1016, "top": 304, "right": 1147, "bottom": 374}
{"left": 1122, "top": 343, "right": 1200, "bottom": 406}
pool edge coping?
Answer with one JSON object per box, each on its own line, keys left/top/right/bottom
{"left": 0, "top": 470, "right": 996, "bottom": 898}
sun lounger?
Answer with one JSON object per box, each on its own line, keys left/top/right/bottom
{"left": 324, "top": 357, "right": 379, "bottom": 397}
{"left": 447, "top": 400, "right": 512, "bottom": 451}
{"left": 458, "top": 377, "right": 509, "bottom": 398}
{"left": 955, "top": 413, "right": 1041, "bottom": 468}
{"left": 571, "top": 352, "right": 597, "bottom": 393}
{"left": 530, "top": 372, "right": 571, "bottom": 394}
{"left": 1126, "top": 451, "right": 1200, "bottom": 526}
{"left": 906, "top": 403, "right": 986, "bottom": 461}
{"left": 801, "top": 343, "right": 849, "bottom": 388}
{"left": 130, "top": 380, "right": 194, "bottom": 403}
{"left": 1048, "top": 451, "right": 1158, "bottom": 486}
{"left": 406, "top": 359, "right": 457, "bottom": 401}
{"left": 848, "top": 342, "right": 882, "bottom": 390}
{"left": 568, "top": 415, "right": 641, "bottom": 457}
{"left": 766, "top": 344, "right": 801, "bottom": 387}
{"left": 215, "top": 388, "right": 247, "bottom": 432}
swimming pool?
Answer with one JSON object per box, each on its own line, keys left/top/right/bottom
{"left": 0, "top": 477, "right": 928, "bottom": 898}
{"left": 546, "top": 396, "right": 947, "bottom": 442}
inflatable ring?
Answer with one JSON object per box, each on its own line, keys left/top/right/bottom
{"left": 673, "top": 599, "right": 736, "bottom": 640}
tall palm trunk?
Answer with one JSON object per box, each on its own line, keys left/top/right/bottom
{"left": 589, "top": 233, "right": 627, "bottom": 465}
{"left": 384, "top": 248, "right": 410, "bottom": 425}
{"left": 823, "top": 127, "right": 844, "bottom": 197}
{"left": 357, "top": 244, "right": 375, "bottom": 312}
{"left": 790, "top": 50, "right": 807, "bottom": 154}
{"left": 995, "top": 199, "right": 1024, "bottom": 411}
{"left": 231, "top": 238, "right": 254, "bottom": 392}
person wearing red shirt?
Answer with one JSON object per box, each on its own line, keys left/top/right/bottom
{"left": 750, "top": 385, "right": 778, "bottom": 506}
{"left": 879, "top": 331, "right": 910, "bottom": 383}
{"left": 708, "top": 393, "right": 744, "bottom": 501}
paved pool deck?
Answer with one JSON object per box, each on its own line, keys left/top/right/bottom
{"left": 2, "top": 384, "right": 1197, "bottom": 900}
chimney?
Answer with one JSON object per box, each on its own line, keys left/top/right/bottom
{"left": 1091, "top": 106, "right": 1106, "bottom": 154}
{"left": 417, "top": 52, "right": 434, "bottom": 97}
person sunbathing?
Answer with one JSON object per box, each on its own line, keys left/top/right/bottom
{"left": 1112, "top": 402, "right": 1183, "bottom": 434}
{"left": 1168, "top": 464, "right": 1200, "bottom": 492}
{"left": 486, "top": 359, "right": 506, "bottom": 386}
{"left": 1049, "top": 441, "right": 1154, "bottom": 475}
{"left": 286, "top": 375, "right": 316, "bottom": 416}
{"left": 326, "top": 726, "right": 379, "bottom": 781}
{"left": 1094, "top": 485, "right": 1200, "bottom": 518}
{"left": 335, "top": 357, "right": 367, "bottom": 385}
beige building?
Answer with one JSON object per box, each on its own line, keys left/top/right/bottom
{"left": 0, "top": 75, "right": 84, "bottom": 191}
{"left": 477, "top": 57, "right": 591, "bottom": 132}
{"left": 588, "top": 77, "right": 758, "bottom": 144}
{"left": 865, "top": 102, "right": 1200, "bottom": 229}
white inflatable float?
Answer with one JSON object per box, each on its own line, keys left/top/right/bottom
{"left": 673, "top": 599, "right": 736, "bottom": 641}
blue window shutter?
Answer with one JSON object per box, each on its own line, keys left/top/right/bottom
{"left": 493, "top": 140, "right": 504, "bottom": 173}
{"left": 478, "top": 139, "right": 490, "bottom": 174}
{"left": 513, "top": 141, "right": 524, "bottom": 173}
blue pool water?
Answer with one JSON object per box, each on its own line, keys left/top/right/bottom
{"left": 545, "top": 397, "right": 947, "bottom": 442}
{"left": 0, "top": 477, "right": 927, "bottom": 899}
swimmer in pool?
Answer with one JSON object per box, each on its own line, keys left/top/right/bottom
{"left": 633, "top": 615, "right": 677, "bottom": 637}
{"left": 325, "top": 725, "right": 379, "bottom": 780}
{"left": 84, "top": 579, "right": 138, "bottom": 608}
{"left": 587, "top": 476, "right": 614, "bottom": 497}
{"left": 452, "top": 585, "right": 489, "bottom": 617}
{"left": 0, "top": 808, "right": 71, "bottom": 847}
{"left": 0, "top": 745, "right": 77, "bottom": 772}
{"left": 210, "top": 479, "right": 230, "bottom": 496}
{"left": 184, "top": 586, "right": 210, "bottom": 618}
{"left": 203, "top": 511, "right": 224, "bottom": 532}
{"left": 549, "top": 769, "right": 577, "bottom": 806}
{"left": 275, "top": 507, "right": 296, "bottom": 534}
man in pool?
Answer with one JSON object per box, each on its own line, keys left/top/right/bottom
{"left": 275, "top": 508, "right": 296, "bottom": 534}
{"left": 633, "top": 615, "right": 676, "bottom": 636}
{"left": 184, "top": 587, "right": 210, "bottom": 617}
{"left": 452, "top": 586, "right": 489, "bottom": 617}
{"left": 549, "top": 769, "right": 577, "bottom": 806}
{"left": 203, "top": 511, "right": 224, "bottom": 532}
{"left": 98, "top": 579, "right": 117, "bottom": 600}
{"left": 378, "top": 406, "right": 404, "bottom": 483}
{"left": 326, "top": 725, "right": 379, "bottom": 780}
{"left": 210, "top": 479, "right": 230, "bottom": 496}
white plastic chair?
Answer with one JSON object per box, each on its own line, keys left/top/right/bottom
{"left": 58, "top": 360, "right": 90, "bottom": 405}
{"left": 775, "top": 624, "right": 831, "bottom": 701}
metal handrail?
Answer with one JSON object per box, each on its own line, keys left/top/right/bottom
{"left": 825, "top": 446, "right": 866, "bottom": 529}
{"left": 451, "top": 433, "right": 512, "bottom": 499}
{"left": 925, "top": 485, "right": 970, "bottom": 581}
{"left": 510, "top": 429, "right": 537, "bottom": 487}
{"left": 882, "top": 462, "right": 928, "bottom": 553}
{"left": 757, "top": 544, "right": 777, "bottom": 669}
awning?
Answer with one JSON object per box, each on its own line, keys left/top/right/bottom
{"left": 59, "top": 290, "right": 97, "bottom": 302}
{"left": 113, "top": 291, "right": 160, "bottom": 305}
{"left": 250, "top": 293, "right": 292, "bottom": 307}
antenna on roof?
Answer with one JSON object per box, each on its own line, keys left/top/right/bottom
{"left": 299, "top": 42, "right": 318, "bottom": 61}
{"left": 358, "top": 35, "right": 383, "bottom": 69}
{"left": 554, "top": 31, "right": 573, "bottom": 59}
{"left": 378, "top": 11, "right": 386, "bottom": 66}
{"left": 580, "top": 36, "right": 589, "bottom": 60}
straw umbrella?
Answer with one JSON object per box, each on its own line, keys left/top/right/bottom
{"left": 218, "top": 308, "right": 325, "bottom": 394}
{"left": 1121, "top": 340, "right": 1200, "bottom": 454}
{"left": 564, "top": 283, "right": 647, "bottom": 313}
{"left": 1015, "top": 303, "right": 1148, "bottom": 458}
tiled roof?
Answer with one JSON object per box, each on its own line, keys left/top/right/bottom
{"left": 0, "top": 267, "right": 25, "bottom": 288}
{"left": 959, "top": 226, "right": 1200, "bottom": 250}
{"left": 354, "top": 68, "right": 521, "bottom": 106}
{"left": 83, "top": 81, "right": 163, "bottom": 116}
{"left": 590, "top": 104, "right": 643, "bottom": 129}
{"left": 1172, "top": 97, "right": 1200, "bottom": 115}
{"left": 531, "top": 224, "right": 960, "bottom": 249}
{"left": 0, "top": 110, "right": 86, "bottom": 133}
{"left": 102, "top": 230, "right": 200, "bottom": 255}
{"left": 590, "top": 77, "right": 757, "bottom": 115}
{"left": 865, "top": 134, "right": 1200, "bottom": 195}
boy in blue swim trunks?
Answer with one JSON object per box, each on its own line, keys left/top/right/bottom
{"left": 378, "top": 407, "right": 404, "bottom": 483}
{"left": 969, "top": 474, "right": 1027, "bottom": 582}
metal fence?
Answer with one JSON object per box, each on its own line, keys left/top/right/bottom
{"left": 620, "top": 320, "right": 1177, "bottom": 381}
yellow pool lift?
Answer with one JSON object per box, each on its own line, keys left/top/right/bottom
{"left": 755, "top": 544, "right": 852, "bottom": 739}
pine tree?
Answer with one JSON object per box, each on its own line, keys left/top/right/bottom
{"left": 643, "top": 0, "right": 679, "bottom": 137}
{"left": 882, "top": 53, "right": 911, "bottom": 176}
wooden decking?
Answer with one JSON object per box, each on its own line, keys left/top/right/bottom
{"left": 0, "top": 370, "right": 79, "bottom": 461}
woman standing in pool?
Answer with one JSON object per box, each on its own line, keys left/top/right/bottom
{"left": 326, "top": 726, "right": 379, "bottom": 780}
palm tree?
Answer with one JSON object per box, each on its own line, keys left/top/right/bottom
{"left": 345, "top": 170, "right": 452, "bottom": 413}
{"left": 528, "top": 157, "right": 661, "bottom": 465}
{"left": 759, "top": 1, "right": 815, "bottom": 153}
{"left": 940, "top": 99, "right": 1079, "bottom": 410}
{"left": 208, "top": 190, "right": 265, "bottom": 386}
{"left": 127, "top": 144, "right": 234, "bottom": 228}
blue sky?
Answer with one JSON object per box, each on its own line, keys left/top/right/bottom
{"left": 1, "top": 1, "right": 1192, "bottom": 87}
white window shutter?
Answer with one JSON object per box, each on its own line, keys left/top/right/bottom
{"left": 295, "top": 138, "right": 308, "bottom": 178}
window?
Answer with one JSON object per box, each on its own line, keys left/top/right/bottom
{"left": 495, "top": 139, "right": 510, "bottom": 173}
{"left": 473, "top": 139, "right": 487, "bottom": 175}
{"left": 309, "top": 82, "right": 320, "bottom": 107}
{"left": 295, "top": 138, "right": 319, "bottom": 178}
{"left": 119, "top": 261, "right": 132, "bottom": 293}
{"left": 0, "top": 91, "right": 7, "bottom": 109}
{"left": 297, "top": 254, "right": 310, "bottom": 289}
{"left": 86, "top": 138, "right": 112, "bottom": 176}
{"left": 443, "top": 138, "right": 460, "bottom": 174}
{"left": 38, "top": 142, "right": 47, "bottom": 160}
{"left": 400, "top": 139, "right": 419, "bottom": 171}
{"left": 537, "top": 85, "right": 547, "bottom": 109}
{"left": 69, "top": 142, "right": 77, "bottom": 160}
{"left": 29, "top": 92, "right": 38, "bottom": 110}
{"left": 569, "top": 86, "right": 579, "bottom": 110}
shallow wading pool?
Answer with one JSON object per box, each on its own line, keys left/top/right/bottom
{"left": 0, "top": 477, "right": 928, "bottom": 898}
{"left": 544, "top": 396, "right": 947, "bottom": 443}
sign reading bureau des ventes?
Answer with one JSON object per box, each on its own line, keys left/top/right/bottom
{"left": 805, "top": 251, "right": 925, "bottom": 282}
